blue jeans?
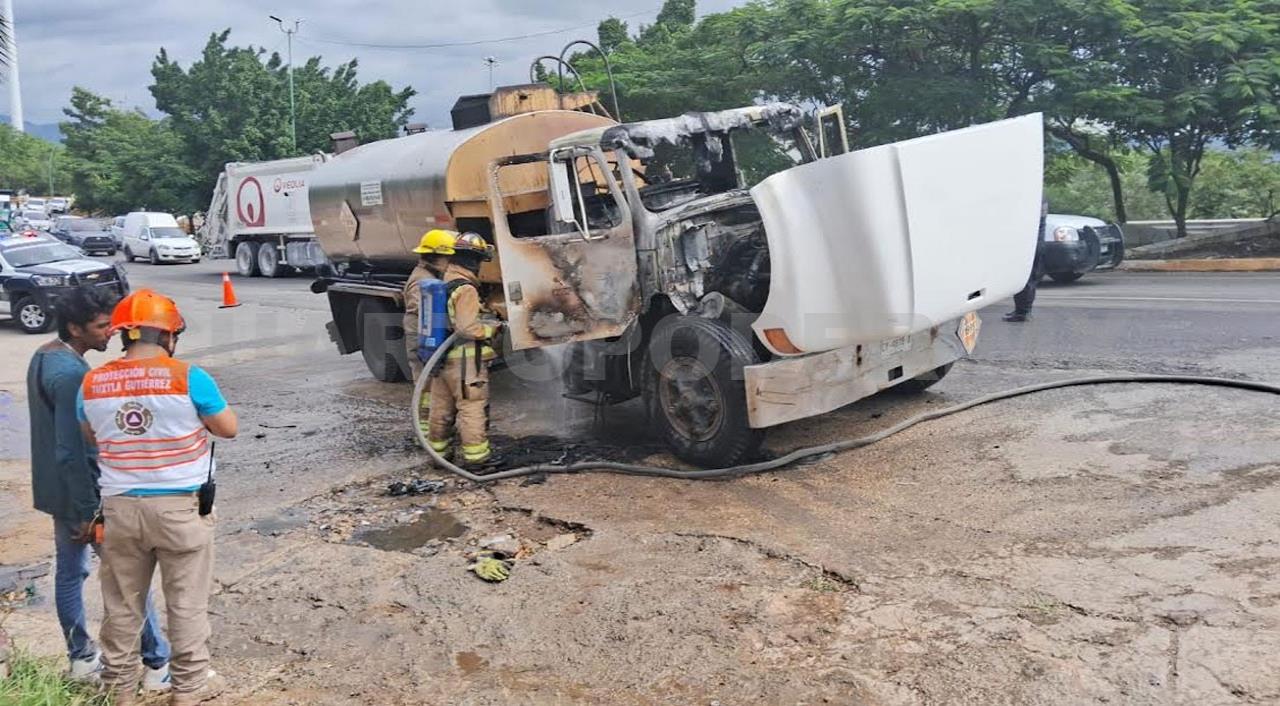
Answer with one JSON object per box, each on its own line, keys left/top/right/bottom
{"left": 53, "top": 518, "right": 170, "bottom": 668}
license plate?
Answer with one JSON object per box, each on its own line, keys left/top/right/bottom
{"left": 880, "top": 335, "right": 910, "bottom": 357}
{"left": 959, "top": 312, "right": 981, "bottom": 354}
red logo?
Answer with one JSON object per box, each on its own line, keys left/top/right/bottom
{"left": 236, "top": 177, "right": 266, "bottom": 227}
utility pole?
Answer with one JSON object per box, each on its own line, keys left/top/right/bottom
{"left": 46, "top": 145, "right": 53, "bottom": 195}
{"left": 269, "top": 15, "right": 301, "bottom": 153}
{"left": 2, "top": 0, "right": 24, "bottom": 132}
{"left": 483, "top": 57, "right": 498, "bottom": 90}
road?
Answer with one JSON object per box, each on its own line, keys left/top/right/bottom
{"left": 2, "top": 262, "right": 1278, "bottom": 704}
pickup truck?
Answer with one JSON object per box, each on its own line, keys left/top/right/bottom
{"left": 1042, "top": 214, "right": 1125, "bottom": 283}
{"left": 0, "top": 233, "right": 129, "bottom": 333}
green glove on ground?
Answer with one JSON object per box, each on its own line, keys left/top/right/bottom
{"left": 469, "top": 552, "right": 512, "bottom": 582}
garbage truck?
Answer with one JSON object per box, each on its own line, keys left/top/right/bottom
{"left": 199, "top": 155, "right": 330, "bottom": 277}
{"left": 308, "top": 82, "right": 1043, "bottom": 465}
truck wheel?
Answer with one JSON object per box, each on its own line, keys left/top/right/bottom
{"left": 235, "top": 242, "right": 260, "bottom": 277}
{"left": 1049, "top": 271, "right": 1084, "bottom": 283}
{"left": 357, "top": 298, "right": 407, "bottom": 383}
{"left": 15, "top": 296, "right": 53, "bottom": 334}
{"left": 257, "top": 243, "right": 282, "bottom": 278}
{"left": 646, "top": 315, "right": 763, "bottom": 467}
{"left": 892, "top": 363, "right": 953, "bottom": 394}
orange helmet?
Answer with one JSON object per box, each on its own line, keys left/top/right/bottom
{"left": 110, "top": 289, "right": 186, "bottom": 336}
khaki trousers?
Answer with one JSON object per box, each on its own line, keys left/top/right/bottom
{"left": 404, "top": 312, "right": 424, "bottom": 381}
{"left": 427, "top": 357, "right": 491, "bottom": 462}
{"left": 100, "top": 494, "right": 214, "bottom": 696}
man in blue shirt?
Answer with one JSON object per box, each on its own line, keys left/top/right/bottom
{"left": 26, "top": 287, "right": 171, "bottom": 689}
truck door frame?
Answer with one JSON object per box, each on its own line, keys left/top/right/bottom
{"left": 486, "top": 148, "right": 642, "bottom": 351}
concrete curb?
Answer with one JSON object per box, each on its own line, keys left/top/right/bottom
{"left": 1120, "top": 258, "right": 1280, "bottom": 272}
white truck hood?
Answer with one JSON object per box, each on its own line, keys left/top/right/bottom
{"left": 750, "top": 113, "right": 1043, "bottom": 355}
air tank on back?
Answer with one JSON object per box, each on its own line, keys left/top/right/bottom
{"left": 307, "top": 84, "right": 617, "bottom": 277}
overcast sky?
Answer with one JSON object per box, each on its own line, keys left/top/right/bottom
{"left": 4, "top": 0, "right": 747, "bottom": 131}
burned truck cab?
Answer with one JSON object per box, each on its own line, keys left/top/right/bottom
{"left": 486, "top": 105, "right": 826, "bottom": 464}
{"left": 486, "top": 105, "right": 1042, "bottom": 466}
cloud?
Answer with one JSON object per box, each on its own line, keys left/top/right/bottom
{"left": 3, "top": 0, "right": 746, "bottom": 129}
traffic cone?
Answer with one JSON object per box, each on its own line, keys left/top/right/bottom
{"left": 218, "top": 272, "right": 241, "bottom": 309}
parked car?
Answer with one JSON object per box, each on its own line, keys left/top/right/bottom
{"left": 120, "top": 212, "right": 202, "bottom": 264}
{"left": 0, "top": 233, "right": 129, "bottom": 333}
{"left": 48, "top": 197, "right": 70, "bottom": 214}
{"left": 1041, "top": 214, "right": 1125, "bottom": 283}
{"left": 110, "top": 215, "right": 126, "bottom": 246}
{"left": 51, "top": 216, "right": 117, "bottom": 255}
{"left": 23, "top": 197, "right": 47, "bottom": 213}
{"left": 18, "top": 209, "right": 53, "bottom": 231}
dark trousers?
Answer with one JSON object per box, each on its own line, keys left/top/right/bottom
{"left": 1013, "top": 249, "right": 1044, "bottom": 314}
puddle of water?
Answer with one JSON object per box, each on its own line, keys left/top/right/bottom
{"left": 355, "top": 508, "right": 468, "bottom": 552}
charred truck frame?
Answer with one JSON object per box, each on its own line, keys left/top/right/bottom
{"left": 311, "top": 84, "right": 1034, "bottom": 466}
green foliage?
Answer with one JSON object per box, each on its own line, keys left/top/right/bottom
{"left": 1188, "top": 149, "right": 1280, "bottom": 220}
{"left": 1047, "top": 148, "right": 1280, "bottom": 222}
{"left": 149, "top": 29, "right": 415, "bottom": 207}
{"left": 60, "top": 87, "right": 201, "bottom": 215}
{"left": 0, "top": 647, "right": 110, "bottom": 706}
{"left": 0, "top": 124, "right": 70, "bottom": 195}
{"left": 569, "top": 0, "right": 1279, "bottom": 226}
{"left": 597, "top": 18, "right": 631, "bottom": 53}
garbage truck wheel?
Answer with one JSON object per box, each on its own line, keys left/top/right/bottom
{"left": 893, "top": 363, "right": 953, "bottom": 393}
{"left": 646, "top": 315, "right": 763, "bottom": 467}
{"left": 357, "top": 297, "right": 408, "bottom": 383}
{"left": 235, "top": 241, "right": 260, "bottom": 277}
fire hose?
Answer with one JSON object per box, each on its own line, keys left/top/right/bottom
{"left": 413, "top": 332, "right": 1280, "bottom": 484}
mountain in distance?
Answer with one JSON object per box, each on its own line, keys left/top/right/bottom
{"left": 0, "top": 114, "right": 63, "bottom": 143}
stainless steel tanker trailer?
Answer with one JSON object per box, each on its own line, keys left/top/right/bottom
{"left": 308, "top": 83, "right": 1044, "bottom": 465}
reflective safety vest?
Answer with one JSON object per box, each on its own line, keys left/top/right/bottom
{"left": 81, "top": 357, "right": 211, "bottom": 496}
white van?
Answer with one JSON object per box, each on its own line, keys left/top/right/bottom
{"left": 121, "top": 212, "right": 202, "bottom": 264}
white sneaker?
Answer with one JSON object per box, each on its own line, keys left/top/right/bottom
{"left": 143, "top": 664, "right": 172, "bottom": 692}
{"left": 67, "top": 653, "right": 102, "bottom": 682}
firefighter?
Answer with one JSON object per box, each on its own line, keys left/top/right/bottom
{"left": 78, "top": 289, "right": 237, "bottom": 705}
{"left": 403, "top": 229, "right": 459, "bottom": 381}
{"left": 407, "top": 230, "right": 500, "bottom": 468}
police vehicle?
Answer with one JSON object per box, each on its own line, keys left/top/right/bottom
{"left": 0, "top": 232, "right": 129, "bottom": 333}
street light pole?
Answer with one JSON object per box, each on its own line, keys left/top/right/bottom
{"left": 269, "top": 15, "right": 301, "bottom": 153}
{"left": 483, "top": 57, "right": 497, "bottom": 90}
{"left": 47, "top": 146, "right": 53, "bottom": 196}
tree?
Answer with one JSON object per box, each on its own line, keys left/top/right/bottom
{"left": 60, "top": 87, "right": 201, "bottom": 215}
{"left": 0, "top": 124, "right": 70, "bottom": 194}
{"left": 150, "top": 30, "right": 415, "bottom": 206}
{"left": 597, "top": 18, "right": 630, "bottom": 53}
{"left": 1110, "top": 1, "right": 1280, "bottom": 236}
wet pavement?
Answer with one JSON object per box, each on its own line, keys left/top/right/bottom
{"left": 2, "top": 261, "right": 1279, "bottom": 704}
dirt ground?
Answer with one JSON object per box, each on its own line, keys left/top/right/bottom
{"left": 3, "top": 267, "right": 1280, "bottom": 704}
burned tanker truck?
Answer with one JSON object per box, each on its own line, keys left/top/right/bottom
{"left": 308, "top": 83, "right": 1043, "bottom": 465}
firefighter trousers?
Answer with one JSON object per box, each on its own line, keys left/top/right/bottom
{"left": 427, "top": 357, "right": 491, "bottom": 463}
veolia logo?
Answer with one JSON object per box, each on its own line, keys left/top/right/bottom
{"left": 236, "top": 176, "right": 266, "bottom": 227}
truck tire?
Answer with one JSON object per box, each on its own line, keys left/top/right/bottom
{"left": 257, "top": 243, "right": 282, "bottom": 278}
{"left": 1049, "top": 271, "right": 1084, "bottom": 284}
{"left": 235, "top": 242, "right": 260, "bottom": 277}
{"left": 15, "top": 296, "right": 53, "bottom": 334}
{"left": 645, "top": 315, "right": 763, "bottom": 467}
{"left": 357, "top": 297, "right": 408, "bottom": 383}
{"left": 893, "top": 363, "right": 953, "bottom": 394}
